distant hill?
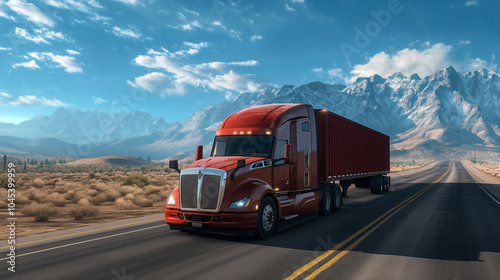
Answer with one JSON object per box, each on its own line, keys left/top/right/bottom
{"left": 66, "top": 156, "right": 158, "bottom": 167}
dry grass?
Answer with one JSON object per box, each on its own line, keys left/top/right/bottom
{"left": 470, "top": 161, "right": 500, "bottom": 179}
{"left": 0, "top": 171, "right": 178, "bottom": 238}
{"left": 390, "top": 161, "right": 429, "bottom": 173}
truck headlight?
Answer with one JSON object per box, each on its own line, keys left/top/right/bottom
{"left": 229, "top": 197, "right": 252, "bottom": 208}
{"left": 167, "top": 195, "right": 176, "bottom": 206}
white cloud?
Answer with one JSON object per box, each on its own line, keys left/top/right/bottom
{"left": 183, "top": 8, "right": 199, "bottom": 16}
{"left": 66, "top": 49, "right": 80, "bottom": 55}
{"left": 466, "top": 58, "right": 497, "bottom": 72}
{"left": 12, "top": 59, "right": 40, "bottom": 69}
{"left": 250, "top": 35, "right": 263, "bottom": 41}
{"left": 179, "top": 21, "right": 202, "bottom": 31}
{"left": 212, "top": 21, "right": 222, "bottom": 26}
{"left": 112, "top": 26, "right": 141, "bottom": 39}
{"left": 45, "top": 0, "right": 103, "bottom": 13}
{"left": 229, "top": 30, "right": 241, "bottom": 40}
{"left": 459, "top": 40, "right": 471, "bottom": 45}
{"left": 15, "top": 27, "right": 67, "bottom": 44}
{"left": 0, "top": 93, "right": 67, "bottom": 107}
{"left": 312, "top": 68, "right": 322, "bottom": 73}
{"left": 292, "top": 0, "right": 304, "bottom": 3}
{"left": 92, "top": 96, "right": 107, "bottom": 104}
{"left": 465, "top": 1, "right": 479, "bottom": 6}
{"left": 286, "top": 4, "right": 295, "bottom": 11}
{"left": 350, "top": 43, "right": 453, "bottom": 81}
{"left": 6, "top": 0, "right": 55, "bottom": 26}
{"left": 0, "top": 46, "right": 12, "bottom": 51}
{"left": 113, "top": 0, "right": 141, "bottom": 5}
{"left": 129, "top": 46, "right": 262, "bottom": 95}
{"left": 328, "top": 68, "right": 344, "bottom": 78}
{"left": 29, "top": 52, "right": 83, "bottom": 73}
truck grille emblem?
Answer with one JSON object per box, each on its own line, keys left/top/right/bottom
{"left": 198, "top": 169, "right": 203, "bottom": 180}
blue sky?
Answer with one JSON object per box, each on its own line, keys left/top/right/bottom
{"left": 0, "top": 0, "right": 498, "bottom": 124}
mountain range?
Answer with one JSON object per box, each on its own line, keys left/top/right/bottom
{"left": 1, "top": 66, "right": 499, "bottom": 161}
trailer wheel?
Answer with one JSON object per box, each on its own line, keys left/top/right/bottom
{"left": 382, "top": 176, "right": 390, "bottom": 192}
{"left": 332, "top": 185, "right": 342, "bottom": 212}
{"left": 319, "top": 187, "right": 332, "bottom": 216}
{"left": 255, "top": 197, "right": 277, "bottom": 239}
{"left": 370, "top": 176, "right": 383, "bottom": 194}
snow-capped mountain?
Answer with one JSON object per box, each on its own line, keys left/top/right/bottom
{"left": 0, "top": 108, "right": 170, "bottom": 144}
{"left": 1, "top": 66, "right": 499, "bottom": 160}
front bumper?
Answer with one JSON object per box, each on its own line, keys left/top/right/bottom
{"left": 165, "top": 208, "right": 258, "bottom": 233}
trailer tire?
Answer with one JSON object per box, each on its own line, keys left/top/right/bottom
{"left": 255, "top": 197, "right": 277, "bottom": 239}
{"left": 370, "top": 176, "right": 383, "bottom": 194}
{"left": 382, "top": 176, "right": 390, "bottom": 192}
{"left": 319, "top": 187, "right": 333, "bottom": 216}
{"left": 332, "top": 185, "right": 342, "bottom": 212}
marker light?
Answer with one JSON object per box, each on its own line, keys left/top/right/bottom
{"left": 229, "top": 197, "right": 252, "bottom": 208}
{"left": 233, "top": 132, "right": 237, "bottom": 135}
{"left": 265, "top": 131, "right": 271, "bottom": 135}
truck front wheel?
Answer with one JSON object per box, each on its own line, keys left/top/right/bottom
{"left": 332, "top": 185, "right": 342, "bottom": 212}
{"left": 255, "top": 197, "right": 277, "bottom": 239}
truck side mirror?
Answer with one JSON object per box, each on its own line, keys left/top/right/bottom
{"left": 284, "top": 144, "right": 294, "bottom": 164}
{"left": 231, "top": 159, "right": 246, "bottom": 180}
{"left": 195, "top": 145, "right": 203, "bottom": 161}
{"left": 169, "top": 160, "right": 181, "bottom": 173}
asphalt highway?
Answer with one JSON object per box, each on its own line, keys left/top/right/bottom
{"left": 1, "top": 161, "right": 499, "bottom": 280}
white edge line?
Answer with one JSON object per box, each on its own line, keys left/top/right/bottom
{"left": 474, "top": 180, "right": 500, "bottom": 206}
{"left": 0, "top": 224, "right": 166, "bottom": 261}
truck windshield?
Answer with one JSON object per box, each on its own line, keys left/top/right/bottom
{"left": 211, "top": 135, "right": 274, "bottom": 157}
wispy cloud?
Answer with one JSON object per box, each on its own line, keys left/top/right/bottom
{"left": 6, "top": 0, "right": 55, "bottom": 26}
{"left": 113, "top": 0, "right": 141, "bottom": 5}
{"left": 45, "top": 0, "right": 107, "bottom": 23}
{"left": 15, "top": 27, "right": 67, "bottom": 44}
{"left": 128, "top": 45, "right": 262, "bottom": 95}
{"left": 285, "top": 4, "right": 295, "bottom": 11}
{"left": 112, "top": 26, "right": 141, "bottom": 39}
{"left": 66, "top": 49, "right": 80, "bottom": 55}
{"left": 12, "top": 59, "right": 40, "bottom": 69}
{"left": 459, "top": 40, "right": 471, "bottom": 45}
{"left": 250, "top": 35, "right": 262, "bottom": 41}
{"left": 465, "top": 1, "right": 479, "bottom": 6}
{"left": 0, "top": 46, "right": 12, "bottom": 51}
{"left": 29, "top": 52, "right": 83, "bottom": 73}
{"left": 0, "top": 93, "right": 67, "bottom": 107}
{"left": 92, "top": 96, "right": 107, "bottom": 104}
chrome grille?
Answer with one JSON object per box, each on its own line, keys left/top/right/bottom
{"left": 200, "top": 175, "right": 221, "bottom": 210}
{"left": 180, "top": 174, "right": 197, "bottom": 209}
{"left": 179, "top": 168, "right": 226, "bottom": 212}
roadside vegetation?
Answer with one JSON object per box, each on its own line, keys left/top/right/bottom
{"left": 390, "top": 161, "right": 430, "bottom": 172}
{"left": 470, "top": 161, "right": 500, "bottom": 179}
{"left": 0, "top": 163, "right": 179, "bottom": 238}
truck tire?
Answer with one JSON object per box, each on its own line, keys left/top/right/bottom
{"left": 332, "top": 185, "right": 342, "bottom": 212}
{"left": 382, "top": 176, "right": 390, "bottom": 192}
{"left": 319, "top": 187, "right": 332, "bottom": 216}
{"left": 370, "top": 176, "right": 383, "bottom": 194}
{"left": 255, "top": 197, "right": 277, "bottom": 239}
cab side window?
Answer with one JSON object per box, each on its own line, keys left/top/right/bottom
{"left": 275, "top": 140, "right": 288, "bottom": 165}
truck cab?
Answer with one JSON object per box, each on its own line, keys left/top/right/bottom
{"left": 165, "top": 104, "right": 330, "bottom": 238}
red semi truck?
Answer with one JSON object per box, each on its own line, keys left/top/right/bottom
{"left": 165, "top": 104, "right": 390, "bottom": 238}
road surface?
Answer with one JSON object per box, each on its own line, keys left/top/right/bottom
{"left": 1, "top": 161, "right": 499, "bottom": 279}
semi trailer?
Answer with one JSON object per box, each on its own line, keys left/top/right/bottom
{"left": 165, "top": 104, "right": 390, "bottom": 238}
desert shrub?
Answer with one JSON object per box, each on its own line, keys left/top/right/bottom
{"left": 122, "top": 173, "right": 150, "bottom": 188}
{"left": 134, "top": 197, "right": 153, "bottom": 207}
{"left": 26, "top": 187, "right": 47, "bottom": 202}
{"left": 17, "top": 196, "right": 32, "bottom": 205}
{"left": 115, "top": 197, "right": 136, "bottom": 210}
{"left": 101, "top": 176, "right": 110, "bottom": 182}
{"left": 101, "top": 189, "right": 120, "bottom": 201}
{"left": 44, "top": 193, "right": 66, "bottom": 207}
{"left": 144, "top": 185, "right": 161, "bottom": 195}
{"left": 32, "top": 178, "right": 45, "bottom": 188}
{"left": 147, "top": 193, "right": 163, "bottom": 202}
{"left": 64, "top": 190, "right": 76, "bottom": 201}
{"left": 89, "top": 172, "right": 96, "bottom": 179}
{"left": 124, "top": 193, "right": 135, "bottom": 201}
{"left": 0, "top": 175, "right": 8, "bottom": 189}
{"left": 70, "top": 200, "right": 99, "bottom": 220}
{"left": 0, "top": 201, "right": 7, "bottom": 209}
{"left": 22, "top": 202, "right": 59, "bottom": 222}
{"left": 119, "top": 185, "right": 140, "bottom": 196}
{"left": 88, "top": 196, "right": 104, "bottom": 206}
{"left": 151, "top": 179, "right": 167, "bottom": 186}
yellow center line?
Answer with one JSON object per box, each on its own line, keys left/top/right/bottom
{"left": 1, "top": 217, "right": 164, "bottom": 250}
{"left": 285, "top": 162, "right": 451, "bottom": 280}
